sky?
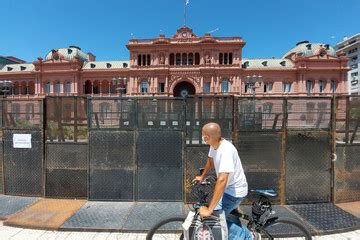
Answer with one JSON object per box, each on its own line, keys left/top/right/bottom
{"left": 0, "top": 0, "right": 359, "bottom": 62}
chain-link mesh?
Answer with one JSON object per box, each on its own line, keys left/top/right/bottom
{"left": 0, "top": 140, "right": 3, "bottom": 194}
{"left": 89, "top": 97, "right": 136, "bottom": 130}
{"left": 137, "top": 130, "right": 183, "bottom": 201}
{"left": 3, "top": 130, "right": 43, "bottom": 196}
{"left": 46, "top": 143, "right": 88, "bottom": 198}
{"left": 46, "top": 97, "right": 88, "bottom": 142}
{"left": 137, "top": 98, "right": 185, "bottom": 130}
{"left": 334, "top": 96, "right": 360, "bottom": 203}
{"left": 89, "top": 131, "right": 135, "bottom": 200}
{"left": 236, "top": 98, "right": 284, "bottom": 131}
{"left": 185, "top": 96, "right": 233, "bottom": 144}
{"left": 335, "top": 145, "right": 360, "bottom": 202}
{"left": 184, "top": 146, "right": 215, "bottom": 203}
{"left": 287, "top": 98, "right": 331, "bottom": 129}
{"left": 235, "top": 131, "right": 282, "bottom": 203}
{"left": 2, "top": 99, "right": 43, "bottom": 129}
{"left": 285, "top": 131, "right": 331, "bottom": 203}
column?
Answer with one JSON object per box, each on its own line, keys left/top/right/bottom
{"left": 165, "top": 76, "right": 169, "bottom": 95}
{"left": 211, "top": 76, "right": 214, "bottom": 92}
{"left": 200, "top": 76, "right": 204, "bottom": 93}
{"left": 99, "top": 81, "right": 102, "bottom": 96}
{"left": 154, "top": 77, "right": 158, "bottom": 94}
{"left": 216, "top": 76, "right": 220, "bottom": 93}
{"left": 108, "top": 80, "right": 111, "bottom": 96}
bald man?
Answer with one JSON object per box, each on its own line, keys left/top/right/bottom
{"left": 193, "top": 122, "right": 252, "bottom": 239}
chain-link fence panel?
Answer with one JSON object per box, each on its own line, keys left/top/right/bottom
{"left": 0, "top": 140, "right": 3, "bottom": 194}
{"left": 287, "top": 98, "right": 331, "bottom": 130}
{"left": 89, "top": 131, "right": 135, "bottom": 200}
{"left": 185, "top": 96, "right": 233, "bottom": 144}
{"left": 184, "top": 146, "right": 215, "bottom": 203}
{"left": 285, "top": 131, "right": 331, "bottom": 203}
{"left": 348, "top": 97, "right": 360, "bottom": 143}
{"left": 46, "top": 97, "right": 88, "bottom": 142}
{"left": 235, "top": 131, "right": 282, "bottom": 203}
{"left": 3, "top": 130, "right": 43, "bottom": 196}
{"left": 337, "top": 96, "right": 360, "bottom": 144}
{"left": 335, "top": 145, "right": 360, "bottom": 202}
{"left": 46, "top": 143, "right": 88, "bottom": 198}
{"left": 137, "top": 130, "right": 183, "bottom": 201}
{"left": 2, "top": 99, "right": 43, "bottom": 129}
{"left": 137, "top": 98, "right": 185, "bottom": 130}
{"left": 88, "top": 97, "right": 136, "bottom": 130}
{"left": 236, "top": 98, "right": 284, "bottom": 131}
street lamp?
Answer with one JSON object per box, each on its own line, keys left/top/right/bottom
{"left": 245, "top": 75, "right": 263, "bottom": 128}
{"left": 112, "top": 77, "right": 128, "bottom": 128}
{"left": 112, "top": 77, "right": 128, "bottom": 98}
{"left": 0, "top": 80, "right": 13, "bottom": 96}
{"left": 246, "top": 75, "right": 263, "bottom": 98}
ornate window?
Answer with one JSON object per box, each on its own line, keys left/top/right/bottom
{"left": 45, "top": 82, "right": 51, "bottom": 94}
{"left": 169, "top": 53, "right": 175, "bottom": 65}
{"left": 306, "top": 80, "right": 313, "bottom": 95}
{"left": 264, "top": 83, "right": 273, "bottom": 93}
{"left": 55, "top": 82, "right": 61, "bottom": 93}
{"left": 330, "top": 80, "right": 337, "bottom": 93}
{"left": 65, "top": 81, "right": 71, "bottom": 94}
{"left": 182, "top": 53, "right": 187, "bottom": 65}
{"left": 221, "top": 79, "right": 230, "bottom": 93}
{"left": 203, "top": 82, "right": 210, "bottom": 93}
{"left": 140, "top": 80, "right": 149, "bottom": 93}
{"left": 188, "top": 53, "right": 194, "bottom": 65}
{"left": 319, "top": 80, "right": 324, "bottom": 93}
{"left": 283, "top": 82, "right": 292, "bottom": 93}
{"left": 176, "top": 53, "right": 181, "bottom": 65}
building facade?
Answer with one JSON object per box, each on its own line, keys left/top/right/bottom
{"left": 0, "top": 27, "right": 349, "bottom": 98}
{"left": 335, "top": 33, "right": 360, "bottom": 95}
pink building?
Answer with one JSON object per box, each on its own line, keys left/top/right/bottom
{"left": 0, "top": 27, "right": 349, "bottom": 97}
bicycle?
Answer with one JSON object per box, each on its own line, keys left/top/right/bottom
{"left": 146, "top": 175, "right": 312, "bottom": 240}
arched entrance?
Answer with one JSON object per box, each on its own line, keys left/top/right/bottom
{"left": 173, "top": 81, "right": 196, "bottom": 97}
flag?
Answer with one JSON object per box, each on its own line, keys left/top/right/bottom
{"left": 186, "top": 0, "right": 189, "bottom": 5}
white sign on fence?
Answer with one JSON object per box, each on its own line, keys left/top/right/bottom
{"left": 13, "top": 134, "right": 32, "bottom": 148}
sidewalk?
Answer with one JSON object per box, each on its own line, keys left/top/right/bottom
{"left": 0, "top": 195, "right": 359, "bottom": 239}
{"left": 1, "top": 221, "right": 360, "bottom": 240}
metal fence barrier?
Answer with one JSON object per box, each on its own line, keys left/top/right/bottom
{"left": 334, "top": 96, "right": 360, "bottom": 203}
{"left": 0, "top": 96, "right": 359, "bottom": 204}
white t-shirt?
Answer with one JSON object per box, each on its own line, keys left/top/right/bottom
{"left": 208, "top": 139, "right": 248, "bottom": 198}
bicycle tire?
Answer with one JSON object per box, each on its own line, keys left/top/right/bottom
{"left": 260, "top": 217, "right": 312, "bottom": 240}
{"left": 146, "top": 216, "right": 186, "bottom": 240}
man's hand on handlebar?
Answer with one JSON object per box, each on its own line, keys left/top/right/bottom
{"left": 192, "top": 175, "right": 204, "bottom": 184}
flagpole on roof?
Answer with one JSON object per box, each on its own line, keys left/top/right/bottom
{"left": 183, "top": 0, "right": 186, "bottom": 26}
{"left": 183, "top": 0, "right": 189, "bottom": 26}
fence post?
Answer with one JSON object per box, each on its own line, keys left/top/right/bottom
{"left": 330, "top": 95, "right": 337, "bottom": 203}
{"left": 345, "top": 96, "right": 350, "bottom": 143}
{"left": 279, "top": 97, "right": 288, "bottom": 205}
{"left": 232, "top": 96, "right": 239, "bottom": 143}
{"left": 42, "top": 97, "right": 47, "bottom": 197}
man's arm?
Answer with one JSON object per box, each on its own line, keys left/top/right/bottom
{"left": 199, "top": 172, "right": 229, "bottom": 217}
{"left": 193, "top": 157, "right": 214, "bottom": 182}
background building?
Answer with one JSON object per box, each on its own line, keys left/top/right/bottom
{"left": 0, "top": 27, "right": 349, "bottom": 98}
{"left": 0, "top": 56, "right": 25, "bottom": 69}
{"left": 335, "top": 33, "right": 360, "bottom": 95}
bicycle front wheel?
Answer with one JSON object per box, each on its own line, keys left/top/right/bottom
{"left": 146, "top": 216, "right": 185, "bottom": 240}
{"left": 260, "top": 217, "right": 312, "bottom": 240}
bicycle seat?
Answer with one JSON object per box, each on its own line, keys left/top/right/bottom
{"left": 251, "top": 189, "right": 278, "bottom": 198}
